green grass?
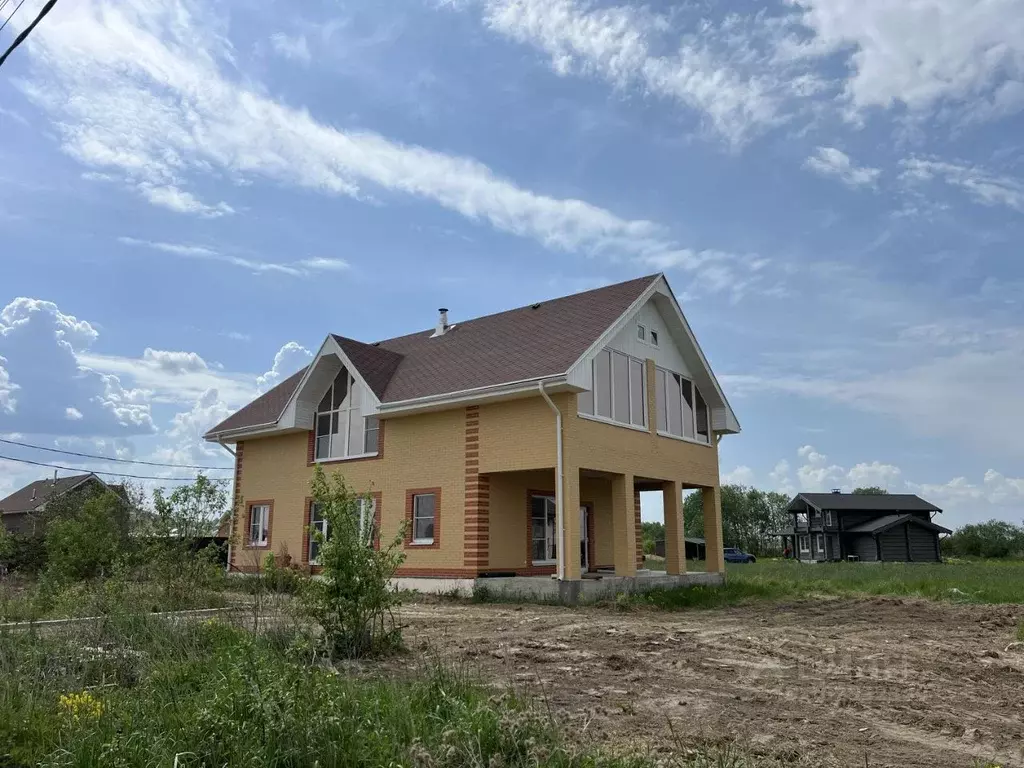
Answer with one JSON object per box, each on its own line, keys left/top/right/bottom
{"left": 0, "top": 612, "right": 761, "bottom": 767}
{"left": 622, "top": 559, "right": 1024, "bottom": 610}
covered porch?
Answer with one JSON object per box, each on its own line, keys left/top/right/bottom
{"left": 473, "top": 466, "right": 725, "bottom": 603}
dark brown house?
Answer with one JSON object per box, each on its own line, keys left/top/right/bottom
{"left": 779, "top": 492, "right": 951, "bottom": 563}
{"left": 0, "top": 473, "right": 108, "bottom": 535}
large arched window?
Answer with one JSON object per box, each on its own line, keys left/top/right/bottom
{"left": 314, "top": 368, "right": 380, "bottom": 460}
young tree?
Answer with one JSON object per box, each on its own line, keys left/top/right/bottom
{"left": 146, "top": 474, "right": 228, "bottom": 607}
{"left": 299, "top": 465, "right": 406, "bottom": 659}
{"left": 45, "top": 491, "right": 124, "bottom": 582}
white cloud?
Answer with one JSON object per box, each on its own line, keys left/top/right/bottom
{"left": 270, "top": 32, "right": 311, "bottom": 64}
{"left": 117, "top": 237, "right": 348, "bottom": 277}
{"left": 900, "top": 157, "right": 1024, "bottom": 213}
{"left": 721, "top": 465, "right": 756, "bottom": 486}
{"left": 768, "top": 459, "right": 795, "bottom": 497}
{"left": 138, "top": 183, "right": 234, "bottom": 218}
{"left": 142, "top": 348, "right": 209, "bottom": 375}
{"left": 847, "top": 461, "right": 902, "bottom": 491}
{"left": 0, "top": 298, "right": 155, "bottom": 436}
{"left": 0, "top": 355, "right": 16, "bottom": 413}
{"left": 452, "top": 0, "right": 816, "bottom": 146}
{"left": 794, "top": 444, "right": 845, "bottom": 489}
{"left": 297, "top": 257, "right": 350, "bottom": 272}
{"left": 803, "top": 146, "right": 881, "bottom": 188}
{"left": 787, "top": 0, "right": 1024, "bottom": 122}
{"left": 11, "top": 0, "right": 741, "bottom": 293}
{"left": 256, "top": 341, "right": 313, "bottom": 393}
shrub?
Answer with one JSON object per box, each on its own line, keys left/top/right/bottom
{"left": 45, "top": 492, "right": 124, "bottom": 582}
{"left": 298, "top": 466, "right": 407, "bottom": 658}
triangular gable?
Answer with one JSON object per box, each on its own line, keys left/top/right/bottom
{"left": 565, "top": 274, "right": 740, "bottom": 434}
{"left": 277, "top": 334, "right": 397, "bottom": 431}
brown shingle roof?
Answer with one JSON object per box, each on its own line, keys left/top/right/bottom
{"left": 0, "top": 474, "right": 96, "bottom": 515}
{"left": 206, "top": 274, "right": 659, "bottom": 436}
{"left": 207, "top": 367, "right": 309, "bottom": 436}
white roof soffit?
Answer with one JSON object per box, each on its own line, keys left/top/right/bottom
{"left": 566, "top": 274, "right": 741, "bottom": 434}
{"left": 277, "top": 335, "right": 382, "bottom": 430}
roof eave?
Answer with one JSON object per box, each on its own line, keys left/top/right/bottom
{"left": 378, "top": 374, "right": 572, "bottom": 417}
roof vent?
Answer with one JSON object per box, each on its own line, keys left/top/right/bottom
{"left": 431, "top": 308, "right": 452, "bottom": 338}
{"left": 530, "top": 302, "right": 541, "bottom": 309}
{"left": 831, "top": 488, "right": 842, "bottom": 494}
{"left": 30, "top": 487, "right": 36, "bottom": 501}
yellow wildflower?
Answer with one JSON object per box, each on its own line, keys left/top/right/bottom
{"left": 58, "top": 691, "right": 103, "bottom": 720}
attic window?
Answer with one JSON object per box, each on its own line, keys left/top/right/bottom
{"left": 650, "top": 330, "right": 659, "bottom": 347}
{"left": 314, "top": 368, "right": 379, "bottom": 460}
{"left": 637, "top": 324, "right": 646, "bottom": 342}
{"left": 655, "top": 366, "right": 709, "bottom": 444}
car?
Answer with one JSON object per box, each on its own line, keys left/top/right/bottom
{"left": 723, "top": 547, "right": 756, "bottom": 563}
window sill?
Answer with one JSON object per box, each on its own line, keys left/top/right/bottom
{"left": 245, "top": 542, "right": 269, "bottom": 549}
{"left": 532, "top": 559, "right": 556, "bottom": 566}
{"left": 577, "top": 413, "right": 648, "bottom": 433}
{"left": 656, "top": 430, "right": 712, "bottom": 447}
{"left": 410, "top": 539, "right": 434, "bottom": 546}
{"left": 314, "top": 452, "right": 379, "bottom": 464}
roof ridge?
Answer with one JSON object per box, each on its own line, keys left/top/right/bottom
{"left": 364, "top": 273, "right": 662, "bottom": 346}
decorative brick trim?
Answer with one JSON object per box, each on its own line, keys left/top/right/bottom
{"left": 464, "top": 406, "right": 490, "bottom": 568}
{"left": 242, "top": 499, "right": 274, "bottom": 551}
{"left": 306, "top": 431, "right": 315, "bottom": 465}
{"left": 229, "top": 441, "right": 244, "bottom": 568}
{"left": 395, "top": 567, "right": 478, "bottom": 578}
{"left": 634, "top": 488, "right": 643, "bottom": 568}
{"left": 405, "top": 488, "right": 441, "bottom": 549}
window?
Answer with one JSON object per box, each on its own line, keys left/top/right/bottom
{"left": 798, "top": 535, "right": 810, "bottom": 554}
{"left": 637, "top": 324, "right": 646, "bottom": 342}
{"left": 796, "top": 512, "right": 808, "bottom": 527}
{"left": 248, "top": 503, "right": 270, "bottom": 547}
{"left": 655, "top": 367, "right": 709, "bottom": 443}
{"left": 815, "top": 533, "right": 826, "bottom": 555}
{"left": 309, "top": 498, "right": 376, "bottom": 563}
{"left": 577, "top": 348, "right": 647, "bottom": 428}
{"left": 411, "top": 493, "right": 436, "bottom": 544}
{"left": 824, "top": 510, "right": 834, "bottom": 527}
{"left": 531, "top": 494, "right": 557, "bottom": 563}
{"left": 650, "top": 330, "right": 659, "bottom": 347}
{"left": 314, "top": 368, "right": 379, "bottom": 460}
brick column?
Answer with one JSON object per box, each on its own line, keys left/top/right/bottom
{"left": 561, "top": 464, "right": 582, "bottom": 580}
{"left": 663, "top": 480, "right": 686, "bottom": 575}
{"left": 612, "top": 472, "right": 637, "bottom": 577}
{"left": 463, "top": 406, "right": 489, "bottom": 571}
{"left": 702, "top": 485, "right": 726, "bottom": 573}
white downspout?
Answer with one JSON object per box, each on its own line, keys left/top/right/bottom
{"left": 218, "top": 441, "right": 237, "bottom": 574}
{"left": 538, "top": 381, "right": 564, "bottom": 581}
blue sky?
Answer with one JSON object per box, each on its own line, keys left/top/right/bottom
{"left": 2, "top": 0, "right": 1024, "bottom": 528}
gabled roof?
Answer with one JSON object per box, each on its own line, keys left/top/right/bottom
{"left": 205, "top": 273, "right": 739, "bottom": 439}
{"left": 0, "top": 473, "right": 98, "bottom": 516}
{"left": 845, "top": 513, "right": 952, "bottom": 536}
{"left": 789, "top": 493, "right": 941, "bottom": 514}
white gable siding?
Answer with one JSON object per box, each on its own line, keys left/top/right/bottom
{"left": 606, "top": 300, "right": 693, "bottom": 377}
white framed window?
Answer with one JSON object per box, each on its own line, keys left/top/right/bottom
{"left": 411, "top": 493, "right": 436, "bottom": 545}
{"left": 314, "top": 368, "right": 379, "bottom": 460}
{"left": 248, "top": 503, "right": 270, "bottom": 547}
{"left": 799, "top": 535, "right": 810, "bottom": 554}
{"left": 577, "top": 348, "right": 647, "bottom": 429}
{"left": 531, "top": 494, "right": 557, "bottom": 564}
{"left": 796, "top": 512, "right": 808, "bottom": 527}
{"left": 650, "top": 330, "right": 659, "bottom": 347}
{"left": 309, "top": 498, "right": 375, "bottom": 563}
{"left": 815, "top": 533, "right": 826, "bottom": 555}
{"left": 637, "top": 323, "right": 646, "bottom": 342}
{"left": 655, "top": 366, "right": 710, "bottom": 443}
{"left": 824, "top": 510, "right": 834, "bottom": 527}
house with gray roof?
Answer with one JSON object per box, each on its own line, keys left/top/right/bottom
{"left": 0, "top": 473, "right": 109, "bottom": 536}
{"left": 779, "top": 491, "right": 952, "bottom": 563}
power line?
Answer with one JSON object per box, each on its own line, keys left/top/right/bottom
{"left": 0, "top": 1, "right": 12, "bottom": 22}
{"left": 0, "top": 0, "right": 26, "bottom": 36}
{"left": 0, "top": 0, "right": 58, "bottom": 70}
{"left": 0, "top": 453, "right": 219, "bottom": 482}
{"left": 0, "top": 437, "right": 232, "bottom": 470}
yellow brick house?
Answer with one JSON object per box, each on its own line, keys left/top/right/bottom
{"left": 204, "top": 274, "right": 740, "bottom": 601}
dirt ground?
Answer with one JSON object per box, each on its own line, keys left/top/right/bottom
{"left": 397, "top": 597, "right": 1024, "bottom": 767}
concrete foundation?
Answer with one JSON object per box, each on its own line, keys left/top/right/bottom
{"left": 473, "top": 570, "right": 724, "bottom": 605}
